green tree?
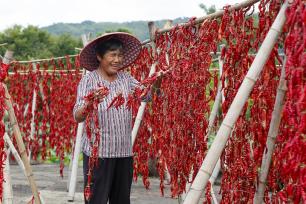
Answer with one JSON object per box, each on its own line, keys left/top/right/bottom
{"left": 199, "top": 4, "right": 217, "bottom": 15}
{"left": 0, "top": 25, "right": 53, "bottom": 60}
{"left": 96, "top": 28, "right": 133, "bottom": 37}
{"left": 50, "top": 33, "right": 82, "bottom": 56}
{"left": 0, "top": 25, "right": 81, "bottom": 60}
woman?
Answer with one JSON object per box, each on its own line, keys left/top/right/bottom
{"left": 73, "top": 32, "right": 160, "bottom": 204}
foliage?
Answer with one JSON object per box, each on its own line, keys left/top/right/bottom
{"left": 0, "top": 25, "right": 82, "bottom": 60}
{"left": 96, "top": 28, "right": 132, "bottom": 37}
{"left": 199, "top": 4, "right": 217, "bottom": 14}
{"left": 41, "top": 18, "right": 189, "bottom": 41}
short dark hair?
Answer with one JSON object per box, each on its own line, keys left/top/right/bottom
{"left": 95, "top": 38, "right": 123, "bottom": 57}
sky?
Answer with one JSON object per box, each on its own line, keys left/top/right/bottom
{"left": 1, "top": 0, "right": 241, "bottom": 31}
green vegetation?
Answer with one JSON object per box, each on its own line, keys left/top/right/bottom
{"left": 42, "top": 18, "right": 188, "bottom": 41}
{"left": 0, "top": 25, "right": 82, "bottom": 60}
{"left": 41, "top": 18, "right": 189, "bottom": 41}
{"left": 199, "top": 4, "right": 217, "bottom": 15}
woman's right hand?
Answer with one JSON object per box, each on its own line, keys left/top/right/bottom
{"left": 85, "top": 86, "right": 109, "bottom": 106}
{"left": 93, "top": 87, "right": 109, "bottom": 103}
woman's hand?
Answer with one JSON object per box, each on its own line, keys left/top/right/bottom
{"left": 75, "top": 86, "right": 109, "bottom": 123}
{"left": 93, "top": 87, "right": 109, "bottom": 103}
{"left": 85, "top": 86, "right": 109, "bottom": 107}
{"left": 152, "top": 71, "right": 163, "bottom": 94}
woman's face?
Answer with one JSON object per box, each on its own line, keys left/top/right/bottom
{"left": 98, "top": 49, "right": 123, "bottom": 76}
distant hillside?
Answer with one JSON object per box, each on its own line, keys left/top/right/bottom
{"left": 41, "top": 18, "right": 190, "bottom": 41}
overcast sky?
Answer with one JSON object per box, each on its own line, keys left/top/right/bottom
{"left": 1, "top": 0, "right": 241, "bottom": 31}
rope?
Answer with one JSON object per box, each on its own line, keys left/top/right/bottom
{"left": 13, "top": 54, "right": 79, "bottom": 64}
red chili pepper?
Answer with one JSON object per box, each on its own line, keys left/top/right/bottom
{"left": 107, "top": 93, "right": 125, "bottom": 110}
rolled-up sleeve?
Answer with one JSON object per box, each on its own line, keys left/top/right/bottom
{"left": 73, "top": 75, "right": 91, "bottom": 120}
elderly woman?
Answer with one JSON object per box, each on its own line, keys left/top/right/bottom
{"left": 73, "top": 32, "right": 161, "bottom": 204}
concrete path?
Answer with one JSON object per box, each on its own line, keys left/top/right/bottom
{"left": 9, "top": 164, "right": 179, "bottom": 204}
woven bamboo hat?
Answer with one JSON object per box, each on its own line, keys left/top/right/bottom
{"left": 80, "top": 32, "right": 142, "bottom": 71}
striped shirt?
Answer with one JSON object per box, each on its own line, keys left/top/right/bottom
{"left": 73, "top": 70, "right": 143, "bottom": 158}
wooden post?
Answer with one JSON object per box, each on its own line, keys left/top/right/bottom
{"left": 4, "top": 133, "right": 26, "bottom": 176}
{"left": 30, "top": 63, "right": 38, "bottom": 141}
{"left": 253, "top": 57, "right": 287, "bottom": 203}
{"left": 183, "top": 2, "right": 288, "bottom": 203}
{"left": 208, "top": 46, "right": 226, "bottom": 203}
{"left": 180, "top": 46, "right": 224, "bottom": 203}
{"left": 162, "top": 20, "right": 173, "bottom": 185}
{"left": 207, "top": 85, "right": 222, "bottom": 138}
{"left": 179, "top": 73, "right": 223, "bottom": 203}
{"left": 23, "top": 104, "right": 29, "bottom": 117}
{"left": 67, "top": 34, "right": 89, "bottom": 201}
{"left": 218, "top": 44, "right": 226, "bottom": 103}
{"left": 210, "top": 159, "right": 220, "bottom": 204}
{"left": 3, "top": 148, "right": 13, "bottom": 204}
{"left": 2, "top": 50, "right": 41, "bottom": 204}
{"left": 28, "top": 63, "right": 38, "bottom": 161}
{"left": 38, "top": 84, "right": 48, "bottom": 113}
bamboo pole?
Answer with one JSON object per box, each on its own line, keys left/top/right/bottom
{"left": 28, "top": 63, "right": 38, "bottom": 161}
{"left": 67, "top": 123, "right": 84, "bottom": 201}
{"left": 253, "top": 57, "right": 287, "bottom": 203}
{"left": 67, "top": 34, "right": 90, "bottom": 185}
{"left": 3, "top": 148, "right": 13, "bottom": 204}
{"left": 208, "top": 57, "right": 224, "bottom": 204}
{"left": 179, "top": 84, "right": 223, "bottom": 203}
{"left": 210, "top": 159, "right": 220, "bottom": 204}
{"left": 67, "top": 34, "right": 89, "bottom": 201}
{"left": 7, "top": 68, "right": 218, "bottom": 76}
{"left": 2, "top": 50, "right": 41, "bottom": 204}
{"left": 209, "top": 52, "right": 232, "bottom": 204}
{"left": 178, "top": 172, "right": 193, "bottom": 204}
{"left": 179, "top": 58, "right": 223, "bottom": 203}
{"left": 4, "top": 85, "right": 41, "bottom": 204}
{"left": 13, "top": 54, "right": 79, "bottom": 64}
{"left": 208, "top": 47, "right": 226, "bottom": 203}
{"left": 4, "top": 133, "right": 26, "bottom": 175}
{"left": 207, "top": 86, "right": 222, "bottom": 138}
{"left": 181, "top": 45, "right": 225, "bottom": 203}
{"left": 218, "top": 45, "right": 226, "bottom": 104}
{"left": 8, "top": 70, "right": 83, "bottom": 75}
{"left": 23, "top": 104, "right": 29, "bottom": 118}
{"left": 38, "top": 83, "right": 49, "bottom": 114}
{"left": 162, "top": 20, "right": 173, "bottom": 185}
{"left": 131, "top": 21, "right": 158, "bottom": 146}
{"left": 183, "top": 2, "right": 288, "bottom": 203}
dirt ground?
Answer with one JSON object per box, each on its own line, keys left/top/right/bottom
{"left": 8, "top": 163, "right": 221, "bottom": 204}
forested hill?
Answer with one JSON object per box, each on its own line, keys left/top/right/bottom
{"left": 41, "top": 18, "right": 189, "bottom": 41}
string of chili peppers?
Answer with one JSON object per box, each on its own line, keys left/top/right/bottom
{"left": 268, "top": 1, "right": 305, "bottom": 203}
{"left": 219, "top": 0, "right": 283, "bottom": 202}
{"left": 129, "top": 46, "right": 154, "bottom": 189}
{"left": 7, "top": 56, "right": 81, "bottom": 177}
{"left": 8, "top": 62, "right": 38, "bottom": 161}
{"left": 83, "top": 84, "right": 109, "bottom": 201}
{"left": 0, "top": 61, "right": 10, "bottom": 201}
{"left": 131, "top": 17, "right": 220, "bottom": 199}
